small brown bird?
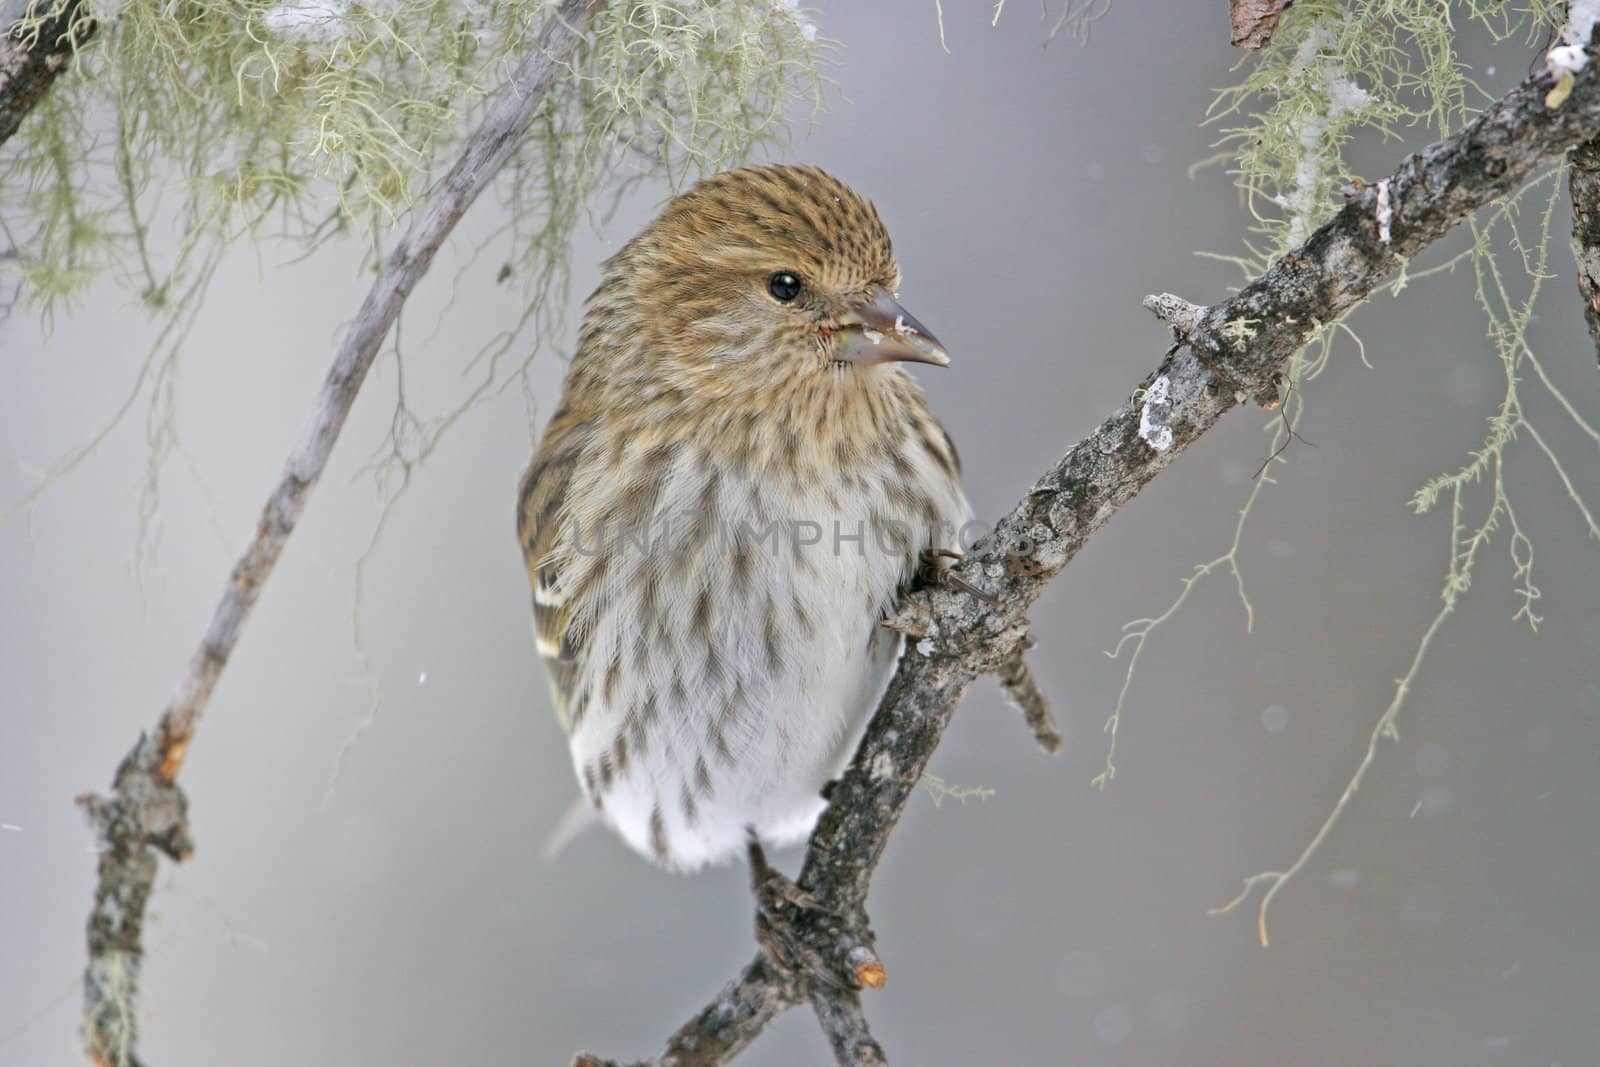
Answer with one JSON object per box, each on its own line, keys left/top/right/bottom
{"left": 517, "top": 164, "right": 970, "bottom": 870}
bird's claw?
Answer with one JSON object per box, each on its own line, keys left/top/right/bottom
{"left": 945, "top": 571, "right": 1001, "bottom": 606}
{"left": 919, "top": 548, "right": 1000, "bottom": 606}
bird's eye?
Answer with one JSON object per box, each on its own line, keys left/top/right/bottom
{"left": 767, "top": 271, "right": 803, "bottom": 303}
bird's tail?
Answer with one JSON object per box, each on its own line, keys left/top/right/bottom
{"left": 541, "top": 793, "right": 600, "bottom": 862}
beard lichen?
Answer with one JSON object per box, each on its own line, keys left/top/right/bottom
{"left": 3, "top": 0, "right": 825, "bottom": 303}
{"left": 1102, "top": 1, "right": 1600, "bottom": 946}
{"left": 0, "top": 0, "right": 826, "bottom": 536}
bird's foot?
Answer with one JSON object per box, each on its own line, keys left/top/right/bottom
{"left": 918, "top": 548, "right": 999, "bottom": 606}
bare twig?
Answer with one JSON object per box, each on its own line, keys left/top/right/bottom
{"left": 997, "top": 644, "right": 1060, "bottom": 754}
{"left": 0, "top": 0, "right": 94, "bottom": 147}
{"left": 75, "top": 3, "right": 603, "bottom": 1064}
{"left": 584, "top": 34, "right": 1600, "bottom": 1065}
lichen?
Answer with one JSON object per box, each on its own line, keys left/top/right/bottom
{"left": 1109, "top": 0, "right": 1600, "bottom": 945}
{"left": 82, "top": 949, "right": 140, "bottom": 1067}
{"left": 919, "top": 773, "right": 995, "bottom": 809}
{"left": 3, "top": 0, "right": 824, "bottom": 300}
{"left": 1136, "top": 374, "right": 1173, "bottom": 452}
{"left": 1201, "top": 0, "right": 1562, "bottom": 273}
{"left": 1219, "top": 316, "right": 1260, "bottom": 343}
{"left": 1, "top": 0, "right": 826, "bottom": 534}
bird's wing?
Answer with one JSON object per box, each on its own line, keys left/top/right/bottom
{"left": 517, "top": 411, "right": 592, "bottom": 733}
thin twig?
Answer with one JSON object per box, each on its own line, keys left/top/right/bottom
{"left": 75, "top": 4, "right": 604, "bottom": 1064}
{"left": 997, "top": 644, "right": 1061, "bottom": 754}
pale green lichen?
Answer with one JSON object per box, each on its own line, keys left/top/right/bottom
{"left": 1214, "top": 169, "right": 1600, "bottom": 945}
{"left": 920, "top": 773, "right": 996, "bottom": 809}
{"left": 1106, "top": 1, "right": 1600, "bottom": 945}
{"left": 1219, "top": 316, "right": 1260, "bottom": 344}
{"left": 4, "top": 0, "right": 824, "bottom": 286}
{"left": 1, "top": 0, "right": 826, "bottom": 531}
{"left": 1204, "top": 0, "right": 1563, "bottom": 270}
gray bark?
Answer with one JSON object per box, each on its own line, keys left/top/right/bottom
{"left": 1569, "top": 137, "right": 1600, "bottom": 365}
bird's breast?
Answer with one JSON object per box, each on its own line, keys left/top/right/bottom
{"left": 553, "top": 427, "right": 970, "bottom": 869}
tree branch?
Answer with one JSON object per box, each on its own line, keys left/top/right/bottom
{"left": 585, "top": 30, "right": 1600, "bottom": 1067}
{"left": 1229, "top": 0, "right": 1292, "bottom": 51}
{"left": 1569, "top": 136, "right": 1600, "bottom": 365}
{"left": 0, "top": 0, "right": 93, "bottom": 147}
{"left": 998, "top": 642, "right": 1061, "bottom": 754}
{"left": 75, "top": 3, "right": 604, "bottom": 1064}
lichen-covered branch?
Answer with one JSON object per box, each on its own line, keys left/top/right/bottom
{"left": 1569, "top": 137, "right": 1600, "bottom": 365}
{"left": 76, "top": 4, "right": 603, "bottom": 1064}
{"left": 0, "top": 0, "right": 93, "bottom": 146}
{"left": 1560, "top": 5, "right": 1600, "bottom": 367}
{"left": 583, "top": 32, "right": 1600, "bottom": 1066}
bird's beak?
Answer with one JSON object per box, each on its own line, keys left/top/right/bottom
{"left": 830, "top": 286, "right": 950, "bottom": 367}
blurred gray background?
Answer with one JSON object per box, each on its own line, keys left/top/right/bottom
{"left": 5, "top": 3, "right": 1600, "bottom": 1064}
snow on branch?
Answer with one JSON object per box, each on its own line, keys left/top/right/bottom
{"left": 1547, "top": 0, "right": 1600, "bottom": 106}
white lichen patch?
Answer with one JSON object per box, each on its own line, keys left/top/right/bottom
{"left": 868, "top": 750, "right": 896, "bottom": 780}
{"left": 1376, "top": 178, "right": 1392, "bottom": 244}
{"left": 1551, "top": 0, "right": 1600, "bottom": 78}
{"left": 1545, "top": 3, "right": 1597, "bottom": 110}
{"left": 1138, "top": 375, "right": 1174, "bottom": 452}
{"left": 1142, "top": 292, "right": 1204, "bottom": 335}
{"left": 1547, "top": 44, "right": 1588, "bottom": 78}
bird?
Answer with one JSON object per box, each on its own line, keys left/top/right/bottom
{"left": 517, "top": 163, "right": 971, "bottom": 874}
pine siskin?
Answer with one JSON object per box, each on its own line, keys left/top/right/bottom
{"left": 517, "top": 164, "right": 971, "bottom": 871}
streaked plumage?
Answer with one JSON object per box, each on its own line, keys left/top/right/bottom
{"left": 517, "top": 164, "right": 970, "bottom": 870}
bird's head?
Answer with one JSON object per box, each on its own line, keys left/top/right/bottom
{"left": 597, "top": 164, "right": 948, "bottom": 396}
